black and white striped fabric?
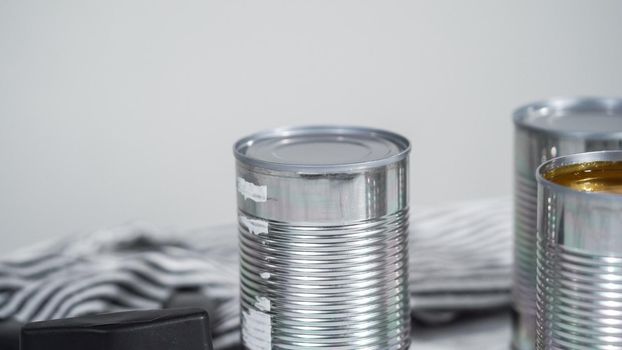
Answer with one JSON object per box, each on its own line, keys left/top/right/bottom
{"left": 0, "top": 197, "right": 511, "bottom": 349}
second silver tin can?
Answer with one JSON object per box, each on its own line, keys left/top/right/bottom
{"left": 512, "top": 97, "right": 622, "bottom": 350}
{"left": 234, "top": 126, "right": 411, "bottom": 350}
{"left": 535, "top": 151, "right": 622, "bottom": 349}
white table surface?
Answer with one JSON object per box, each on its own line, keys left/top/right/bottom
{"left": 411, "top": 311, "right": 511, "bottom": 350}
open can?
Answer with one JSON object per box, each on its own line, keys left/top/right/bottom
{"left": 535, "top": 151, "right": 622, "bottom": 349}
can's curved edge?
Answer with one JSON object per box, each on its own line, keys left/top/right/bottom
{"left": 535, "top": 150, "right": 622, "bottom": 201}
{"left": 232, "top": 125, "right": 411, "bottom": 173}
{"left": 513, "top": 96, "right": 622, "bottom": 139}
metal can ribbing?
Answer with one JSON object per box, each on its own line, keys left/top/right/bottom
{"left": 512, "top": 98, "right": 622, "bottom": 350}
{"left": 233, "top": 126, "right": 411, "bottom": 350}
{"left": 535, "top": 151, "right": 622, "bottom": 350}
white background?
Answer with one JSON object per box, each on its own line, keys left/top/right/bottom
{"left": 1, "top": 0, "right": 621, "bottom": 254}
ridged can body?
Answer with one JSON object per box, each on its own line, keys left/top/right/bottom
{"left": 512, "top": 97, "right": 622, "bottom": 350}
{"left": 234, "top": 126, "right": 411, "bottom": 350}
{"left": 535, "top": 151, "right": 622, "bottom": 349}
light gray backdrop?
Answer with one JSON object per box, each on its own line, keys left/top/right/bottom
{"left": 1, "top": 0, "right": 621, "bottom": 254}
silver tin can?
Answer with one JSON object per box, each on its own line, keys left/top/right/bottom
{"left": 535, "top": 151, "right": 622, "bottom": 350}
{"left": 233, "top": 126, "right": 411, "bottom": 350}
{"left": 512, "top": 97, "right": 622, "bottom": 350}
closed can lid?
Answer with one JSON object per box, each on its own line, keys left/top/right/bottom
{"left": 513, "top": 97, "right": 622, "bottom": 139}
{"left": 234, "top": 125, "right": 410, "bottom": 173}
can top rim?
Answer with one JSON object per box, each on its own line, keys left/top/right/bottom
{"left": 233, "top": 125, "right": 411, "bottom": 173}
{"left": 513, "top": 96, "right": 622, "bottom": 139}
{"left": 536, "top": 150, "right": 622, "bottom": 200}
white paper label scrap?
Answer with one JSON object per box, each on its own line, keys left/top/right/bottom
{"left": 239, "top": 215, "right": 269, "bottom": 235}
{"left": 254, "top": 296, "right": 271, "bottom": 312}
{"left": 237, "top": 177, "right": 267, "bottom": 202}
{"left": 242, "top": 297, "right": 272, "bottom": 350}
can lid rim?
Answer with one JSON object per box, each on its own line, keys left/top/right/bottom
{"left": 536, "top": 150, "right": 622, "bottom": 200}
{"left": 513, "top": 96, "right": 622, "bottom": 139}
{"left": 233, "top": 125, "right": 411, "bottom": 173}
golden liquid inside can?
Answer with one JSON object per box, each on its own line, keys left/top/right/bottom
{"left": 544, "top": 161, "right": 622, "bottom": 194}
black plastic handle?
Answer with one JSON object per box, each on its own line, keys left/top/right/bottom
{"left": 21, "top": 308, "right": 212, "bottom": 350}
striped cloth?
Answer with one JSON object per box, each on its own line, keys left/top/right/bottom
{"left": 0, "top": 197, "right": 511, "bottom": 349}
